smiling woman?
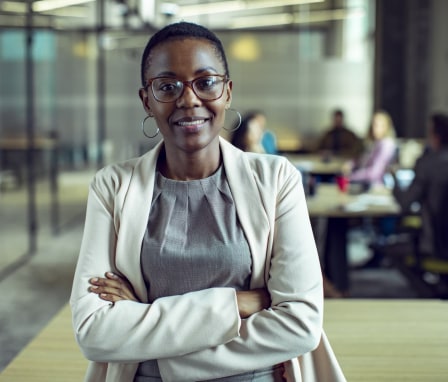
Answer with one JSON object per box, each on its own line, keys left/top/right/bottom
{"left": 70, "top": 21, "right": 346, "bottom": 382}
{"left": 138, "top": 34, "right": 232, "bottom": 178}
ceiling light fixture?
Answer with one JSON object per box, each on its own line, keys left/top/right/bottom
{"left": 33, "top": 0, "right": 94, "bottom": 13}
{"left": 229, "top": 8, "right": 365, "bottom": 29}
{"left": 179, "top": 0, "right": 324, "bottom": 18}
{"left": 1, "top": 1, "right": 27, "bottom": 13}
{"left": 0, "top": 0, "right": 94, "bottom": 13}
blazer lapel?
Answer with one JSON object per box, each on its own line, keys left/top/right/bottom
{"left": 220, "top": 138, "right": 270, "bottom": 288}
{"left": 115, "top": 141, "right": 163, "bottom": 302}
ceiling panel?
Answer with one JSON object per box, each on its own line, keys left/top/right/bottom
{"left": 0, "top": 0, "right": 364, "bottom": 31}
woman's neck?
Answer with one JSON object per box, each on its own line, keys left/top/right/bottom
{"left": 158, "top": 146, "right": 222, "bottom": 181}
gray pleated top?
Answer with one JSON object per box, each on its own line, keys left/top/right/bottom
{"left": 141, "top": 165, "right": 252, "bottom": 302}
{"left": 137, "top": 165, "right": 278, "bottom": 381}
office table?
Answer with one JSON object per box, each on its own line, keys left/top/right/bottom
{"left": 0, "top": 137, "right": 57, "bottom": 185}
{"left": 306, "top": 184, "right": 401, "bottom": 293}
{"left": 0, "top": 137, "right": 59, "bottom": 234}
{"left": 306, "top": 183, "right": 401, "bottom": 218}
{"left": 285, "top": 153, "right": 346, "bottom": 176}
{"left": 1, "top": 300, "right": 447, "bottom": 381}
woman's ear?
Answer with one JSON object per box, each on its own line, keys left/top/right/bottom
{"left": 138, "top": 87, "right": 152, "bottom": 115}
{"left": 224, "top": 80, "right": 233, "bottom": 107}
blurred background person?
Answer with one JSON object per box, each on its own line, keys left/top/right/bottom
{"left": 230, "top": 111, "right": 268, "bottom": 153}
{"left": 258, "top": 112, "right": 278, "bottom": 155}
{"left": 392, "top": 112, "right": 448, "bottom": 257}
{"left": 358, "top": 112, "right": 448, "bottom": 271}
{"left": 316, "top": 109, "right": 363, "bottom": 159}
{"left": 346, "top": 110, "right": 397, "bottom": 188}
{"left": 345, "top": 110, "right": 397, "bottom": 270}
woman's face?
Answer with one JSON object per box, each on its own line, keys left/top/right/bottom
{"left": 246, "top": 119, "right": 264, "bottom": 145}
{"left": 139, "top": 38, "right": 232, "bottom": 155}
{"left": 372, "top": 114, "right": 388, "bottom": 140}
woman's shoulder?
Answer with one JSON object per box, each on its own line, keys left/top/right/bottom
{"left": 94, "top": 156, "right": 141, "bottom": 183}
{"left": 93, "top": 143, "right": 161, "bottom": 185}
{"left": 91, "top": 149, "right": 158, "bottom": 198}
{"left": 222, "top": 138, "right": 292, "bottom": 171}
{"left": 240, "top": 151, "right": 300, "bottom": 186}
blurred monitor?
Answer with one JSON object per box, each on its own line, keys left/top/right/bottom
{"left": 383, "top": 169, "right": 415, "bottom": 190}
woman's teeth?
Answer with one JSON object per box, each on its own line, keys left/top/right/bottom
{"left": 177, "top": 119, "right": 205, "bottom": 126}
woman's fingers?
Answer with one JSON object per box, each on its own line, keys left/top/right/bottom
{"left": 88, "top": 272, "right": 139, "bottom": 302}
{"left": 236, "top": 288, "right": 271, "bottom": 318}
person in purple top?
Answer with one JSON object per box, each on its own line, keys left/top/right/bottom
{"left": 347, "top": 110, "right": 397, "bottom": 187}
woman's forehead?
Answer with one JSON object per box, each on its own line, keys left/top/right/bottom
{"left": 147, "top": 38, "right": 224, "bottom": 76}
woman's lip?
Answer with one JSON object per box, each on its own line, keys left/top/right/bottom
{"left": 174, "top": 118, "right": 209, "bottom": 133}
{"left": 176, "top": 119, "right": 207, "bottom": 127}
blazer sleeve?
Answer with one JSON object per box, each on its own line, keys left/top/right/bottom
{"left": 158, "top": 162, "right": 324, "bottom": 381}
{"left": 70, "top": 173, "right": 241, "bottom": 363}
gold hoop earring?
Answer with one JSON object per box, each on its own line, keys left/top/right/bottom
{"left": 142, "top": 115, "right": 160, "bottom": 139}
{"left": 223, "top": 108, "right": 242, "bottom": 132}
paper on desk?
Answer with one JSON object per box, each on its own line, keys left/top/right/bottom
{"left": 342, "top": 194, "right": 394, "bottom": 212}
{"left": 356, "top": 194, "right": 394, "bottom": 205}
{"left": 343, "top": 202, "right": 367, "bottom": 212}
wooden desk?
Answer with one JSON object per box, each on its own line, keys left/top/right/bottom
{"left": 285, "top": 153, "right": 346, "bottom": 176}
{"left": 307, "top": 184, "right": 401, "bottom": 293}
{"left": 0, "top": 137, "right": 56, "bottom": 150}
{"left": 307, "top": 183, "right": 401, "bottom": 218}
{"left": 0, "top": 137, "right": 59, "bottom": 234}
{"left": 1, "top": 300, "right": 447, "bottom": 381}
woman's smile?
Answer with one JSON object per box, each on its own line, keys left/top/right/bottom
{"left": 173, "top": 116, "right": 210, "bottom": 133}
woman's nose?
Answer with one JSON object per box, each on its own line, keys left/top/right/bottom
{"left": 176, "top": 85, "right": 202, "bottom": 108}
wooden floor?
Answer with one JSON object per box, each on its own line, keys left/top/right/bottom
{"left": 1, "top": 299, "right": 447, "bottom": 381}
{"left": 324, "top": 299, "right": 448, "bottom": 381}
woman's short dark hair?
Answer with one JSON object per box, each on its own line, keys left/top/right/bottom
{"left": 431, "top": 113, "right": 448, "bottom": 146}
{"left": 140, "top": 21, "right": 229, "bottom": 87}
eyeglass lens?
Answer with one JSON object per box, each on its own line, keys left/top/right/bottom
{"left": 151, "top": 75, "right": 226, "bottom": 102}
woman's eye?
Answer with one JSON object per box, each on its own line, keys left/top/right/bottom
{"left": 196, "top": 77, "right": 217, "bottom": 90}
{"left": 159, "top": 82, "right": 178, "bottom": 92}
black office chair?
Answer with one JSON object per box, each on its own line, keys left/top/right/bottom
{"left": 381, "top": 182, "right": 448, "bottom": 298}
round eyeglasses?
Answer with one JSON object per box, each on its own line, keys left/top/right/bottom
{"left": 145, "top": 74, "right": 229, "bottom": 103}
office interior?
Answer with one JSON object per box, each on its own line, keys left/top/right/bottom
{"left": 1, "top": 0, "right": 448, "bottom": 374}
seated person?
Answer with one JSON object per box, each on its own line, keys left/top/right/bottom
{"left": 346, "top": 110, "right": 397, "bottom": 187}
{"left": 316, "top": 109, "right": 363, "bottom": 159}
{"left": 230, "top": 111, "right": 267, "bottom": 153}
{"left": 392, "top": 113, "right": 448, "bottom": 257}
{"left": 261, "top": 129, "right": 278, "bottom": 154}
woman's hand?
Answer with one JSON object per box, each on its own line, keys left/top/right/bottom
{"left": 236, "top": 288, "right": 271, "bottom": 319}
{"left": 89, "top": 272, "right": 140, "bottom": 303}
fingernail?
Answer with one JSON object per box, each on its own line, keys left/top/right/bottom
{"left": 100, "top": 293, "right": 107, "bottom": 298}
{"left": 107, "top": 272, "right": 117, "bottom": 278}
{"left": 89, "top": 285, "right": 98, "bottom": 290}
{"left": 90, "top": 277, "right": 98, "bottom": 283}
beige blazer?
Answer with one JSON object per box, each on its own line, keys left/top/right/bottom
{"left": 70, "top": 138, "right": 346, "bottom": 382}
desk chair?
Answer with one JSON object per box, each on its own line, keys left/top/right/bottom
{"left": 378, "top": 185, "right": 448, "bottom": 298}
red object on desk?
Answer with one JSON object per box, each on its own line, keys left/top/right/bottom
{"left": 336, "top": 175, "right": 349, "bottom": 192}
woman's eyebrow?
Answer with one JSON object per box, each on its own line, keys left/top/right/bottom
{"left": 152, "top": 67, "right": 219, "bottom": 78}
{"left": 153, "top": 71, "right": 176, "bottom": 77}
{"left": 195, "top": 66, "right": 219, "bottom": 75}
